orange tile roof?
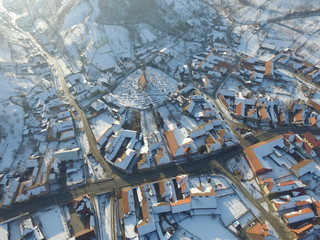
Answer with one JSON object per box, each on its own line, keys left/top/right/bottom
{"left": 247, "top": 108, "right": 255, "bottom": 117}
{"left": 263, "top": 178, "right": 275, "bottom": 193}
{"left": 159, "top": 180, "right": 166, "bottom": 197}
{"left": 244, "top": 135, "right": 282, "bottom": 174}
{"left": 219, "top": 94, "right": 229, "bottom": 108}
{"left": 259, "top": 107, "right": 269, "bottom": 120}
{"left": 139, "top": 74, "right": 147, "bottom": 88}
{"left": 278, "top": 180, "right": 295, "bottom": 186}
{"left": 295, "top": 200, "right": 312, "bottom": 207}
{"left": 292, "top": 223, "right": 313, "bottom": 235}
{"left": 236, "top": 101, "right": 243, "bottom": 116}
{"left": 246, "top": 223, "right": 269, "bottom": 240}
{"left": 140, "top": 187, "right": 149, "bottom": 222}
{"left": 279, "top": 112, "right": 285, "bottom": 123}
{"left": 244, "top": 147, "right": 267, "bottom": 174}
{"left": 283, "top": 207, "right": 313, "bottom": 219}
{"left": 308, "top": 100, "right": 320, "bottom": 112}
{"left": 265, "top": 60, "right": 273, "bottom": 76}
{"left": 164, "top": 130, "right": 179, "bottom": 156}
{"left": 310, "top": 116, "right": 317, "bottom": 126}
{"left": 314, "top": 201, "right": 320, "bottom": 216}
{"left": 176, "top": 175, "right": 188, "bottom": 193}
{"left": 205, "top": 136, "right": 215, "bottom": 144}
{"left": 303, "top": 131, "right": 320, "bottom": 148}
{"left": 183, "top": 102, "right": 193, "bottom": 112}
{"left": 122, "top": 187, "right": 131, "bottom": 215}
{"left": 291, "top": 159, "right": 313, "bottom": 171}
{"left": 294, "top": 109, "right": 303, "bottom": 123}
{"left": 303, "top": 142, "right": 312, "bottom": 154}
{"left": 137, "top": 154, "right": 147, "bottom": 168}
{"left": 155, "top": 148, "right": 164, "bottom": 165}
{"left": 217, "top": 129, "right": 227, "bottom": 139}
{"left": 170, "top": 197, "right": 191, "bottom": 206}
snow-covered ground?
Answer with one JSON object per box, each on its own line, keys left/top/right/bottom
{"left": 0, "top": 104, "right": 24, "bottom": 172}
{"left": 222, "top": 0, "right": 320, "bottom": 65}
{"left": 96, "top": 193, "right": 112, "bottom": 240}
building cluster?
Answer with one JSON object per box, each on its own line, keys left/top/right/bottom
{"left": 72, "top": 195, "right": 96, "bottom": 239}
{"left": 237, "top": 57, "right": 275, "bottom": 85}
{"left": 0, "top": 64, "right": 87, "bottom": 207}
{"left": 66, "top": 72, "right": 108, "bottom": 109}
{"left": 235, "top": 45, "right": 320, "bottom": 86}
{"left": 245, "top": 222, "right": 277, "bottom": 240}
{"left": 0, "top": 214, "right": 45, "bottom": 240}
{"left": 0, "top": 146, "right": 83, "bottom": 207}
{"left": 118, "top": 174, "right": 258, "bottom": 240}
{"left": 219, "top": 89, "right": 320, "bottom": 127}
{"left": 24, "top": 87, "right": 76, "bottom": 142}
{"left": 244, "top": 131, "right": 320, "bottom": 239}
{"left": 274, "top": 50, "right": 320, "bottom": 83}
{"left": 0, "top": 195, "right": 95, "bottom": 240}
{"left": 190, "top": 42, "right": 237, "bottom": 89}
{"left": 91, "top": 83, "right": 237, "bottom": 173}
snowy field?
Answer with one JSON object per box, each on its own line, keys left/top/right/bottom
{"left": 214, "top": 0, "right": 320, "bottom": 65}
{"left": 135, "top": 23, "right": 158, "bottom": 43}
{"left": 0, "top": 73, "right": 36, "bottom": 100}
{"left": 0, "top": 104, "right": 24, "bottom": 172}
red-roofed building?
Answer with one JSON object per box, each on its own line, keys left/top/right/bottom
{"left": 170, "top": 197, "right": 191, "bottom": 214}
{"left": 246, "top": 222, "right": 276, "bottom": 240}
{"left": 236, "top": 101, "right": 244, "bottom": 117}
{"left": 283, "top": 208, "right": 315, "bottom": 224}
{"left": 308, "top": 100, "right": 320, "bottom": 113}
{"left": 265, "top": 60, "right": 274, "bottom": 79}
{"left": 291, "top": 159, "right": 317, "bottom": 177}
{"left": 303, "top": 132, "right": 320, "bottom": 149}
{"left": 292, "top": 224, "right": 314, "bottom": 239}
{"left": 243, "top": 136, "right": 284, "bottom": 175}
{"left": 164, "top": 128, "right": 197, "bottom": 159}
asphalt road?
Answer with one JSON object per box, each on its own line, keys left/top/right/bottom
{"left": 0, "top": 146, "right": 241, "bottom": 222}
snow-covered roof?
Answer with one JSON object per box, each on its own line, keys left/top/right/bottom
{"left": 283, "top": 208, "right": 315, "bottom": 224}
{"left": 0, "top": 223, "right": 8, "bottom": 240}
{"left": 244, "top": 135, "right": 286, "bottom": 174}
{"left": 272, "top": 195, "right": 313, "bottom": 211}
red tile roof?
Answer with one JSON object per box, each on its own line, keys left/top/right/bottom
{"left": 243, "top": 135, "right": 282, "bottom": 174}
{"left": 170, "top": 197, "right": 191, "bottom": 206}
{"left": 246, "top": 223, "right": 270, "bottom": 240}
{"left": 303, "top": 131, "right": 320, "bottom": 148}
{"left": 236, "top": 101, "right": 243, "bottom": 116}
{"left": 283, "top": 207, "right": 313, "bottom": 219}
{"left": 308, "top": 100, "right": 320, "bottom": 112}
